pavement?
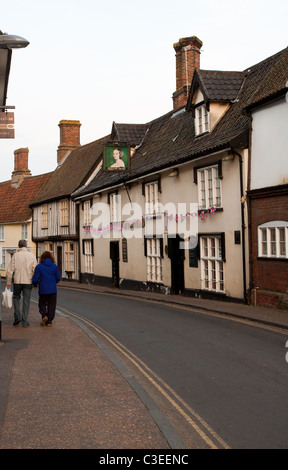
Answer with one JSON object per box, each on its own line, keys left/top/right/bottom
{"left": 0, "top": 280, "right": 287, "bottom": 450}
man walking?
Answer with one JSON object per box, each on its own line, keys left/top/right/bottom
{"left": 6, "top": 239, "right": 37, "bottom": 327}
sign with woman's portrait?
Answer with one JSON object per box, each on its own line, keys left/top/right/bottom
{"left": 104, "top": 146, "right": 130, "bottom": 171}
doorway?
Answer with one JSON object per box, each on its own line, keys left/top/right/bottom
{"left": 57, "top": 246, "right": 62, "bottom": 278}
{"left": 168, "top": 235, "right": 185, "bottom": 295}
{"left": 110, "top": 241, "right": 120, "bottom": 287}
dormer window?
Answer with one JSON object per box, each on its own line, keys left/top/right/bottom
{"left": 195, "top": 104, "right": 210, "bottom": 136}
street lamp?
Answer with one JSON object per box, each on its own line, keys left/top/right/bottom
{"left": 0, "top": 32, "right": 29, "bottom": 110}
{"left": 0, "top": 31, "right": 29, "bottom": 341}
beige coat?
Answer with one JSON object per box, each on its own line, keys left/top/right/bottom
{"left": 6, "top": 247, "right": 37, "bottom": 285}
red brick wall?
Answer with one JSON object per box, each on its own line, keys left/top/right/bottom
{"left": 249, "top": 187, "right": 288, "bottom": 307}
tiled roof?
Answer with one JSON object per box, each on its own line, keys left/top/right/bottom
{"left": 195, "top": 70, "right": 245, "bottom": 101}
{"left": 0, "top": 172, "right": 52, "bottom": 223}
{"left": 30, "top": 135, "right": 110, "bottom": 205}
{"left": 111, "top": 122, "right": 148, "bottom": 146}
{"left": 246, "top": 47, "right": 288, "bottom": 108}
{"left": 73, "top": 47, "right": 288, "bottom": 198}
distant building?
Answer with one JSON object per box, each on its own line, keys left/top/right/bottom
{"left": 0, "top": 147, "right": 51, "bottom": 277}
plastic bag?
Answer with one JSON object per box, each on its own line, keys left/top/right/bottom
{"left": 2, "top": 287, "right": 13, "bottom": 309}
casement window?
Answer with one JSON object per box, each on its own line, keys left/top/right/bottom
{"left": 83, "top": 239, "right": 94, "bottom": 273}
{"left": 83, "top": 200, "right": 92, "bottom": 226}
{"left": 65, "top": 242, "right": 75, "bottom": 272}
{"left": 195, "top": 104, "right": 210, "bottom": 136}
{"left": 60, "top": 200, "right": 69, "bottom": 226}
{"left": 145, "top": 181, "right": 160, "bottom": 216}
{"left": 200, "top": 235, "right": 225, "bottom": 292}
{"left": 258, "top": 221, "right": 288, "bottom": 258}
{"left": 41, "top": 204, "right": 48, "bottom": 229}
{"left": 0, "top": 248, "right": 5, "bottom": 269}
{"left": 0, "top": 224, "right": 4, "bottom": 241}
{"left": 145, "top": 237, "right": 163, "bottom": 283}
{"left": 21, "top": 224, "right": 28, "bottom": 240}
{"left": 197, "top": 164, "right": 222, "bottom": 210}
{"left": 45, "top": 242, "right": 53, "bottom": 253}
{"left": 108, "top": 192, "right": 120, "bottom": 223}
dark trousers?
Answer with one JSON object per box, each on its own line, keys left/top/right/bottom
{"left": 38, "top": 293, "right": 57, "bottom": 324}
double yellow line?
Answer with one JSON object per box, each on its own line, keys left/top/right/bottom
{"left": 58, "top": 305, "right": 230, "bottom": 449}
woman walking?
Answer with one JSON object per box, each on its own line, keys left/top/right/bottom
{"left": 32, "top": 251, "right": 61, "bottom": 327}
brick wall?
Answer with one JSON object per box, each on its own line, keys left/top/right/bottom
{"left": 249, "top": 186, "right": 288, "bottom": 308}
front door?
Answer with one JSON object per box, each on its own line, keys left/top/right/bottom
{"left": 168, "top": 235, "right": 185, "bottom": 295}
{"left": 57, "top": 246, "right": 62, "bottom": 278}
{"left": 110, "top": 241, "right": 120, "bottom": 288}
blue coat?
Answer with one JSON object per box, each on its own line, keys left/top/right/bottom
{"left": 32, "top": 258, "right": 61, "bottom": 295}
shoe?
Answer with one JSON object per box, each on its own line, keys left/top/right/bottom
{"left": 22, "top": 324, "right": 29, "bottom": 328}
{"left": 13, "top": 318, "right": 21, "bottom": 326}
{"left": 46, "top": 323, "right": 52, "bottom": 327}
{"left": 40, "top": 316, "right": 48, "bottom": 326}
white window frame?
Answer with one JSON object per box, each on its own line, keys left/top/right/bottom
{"left": 200, "top": 235, "right": 224, "bottom": 292}
{"left": 195, "top": 104, "right": 210, "bottom": 136}
{"left": 41, "top": 204, "right": 48, "bottom": 229}
{"left": 83, "top": 239, "right": 93, "bottom": 273}
{"left": 145, "top": 181, "right": 160, "bottom": 216}
{"left": 258, "top": 221, "right": 288, "bottom": 258}
{"left": 60, "top": 200, "right": 69, "bottom": 226}
{"left": 0, "top": 248, "right": 5, "bottom": 269}
{"left": 83, "top": 201, "right": 92, "bottom": 226}
{"left": 0, "top": 224, "right": 4, "bottom": 241}
{"left": 21, "top": 223, "right": 28, "bottom": 240}
{"left": 65, "top": 242, "right": 75, "bottom": 272}
{"left": 109, "top": 193, "right": 120, "bottom": 223}
{"left": 197, "top": 165, "right": 222, "bottom": 210}
{"left": 146, "top": 237, "right": 163, "bottom": 283}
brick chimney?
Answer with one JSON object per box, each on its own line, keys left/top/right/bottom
{"left": 172, "top": 36, "right": 203, "bottom": 111}
{"left": 11, "top": 147, "right": 32, "bottom": 188}
{"left": 57, "top": 120, "right": 81, "bottom": 165}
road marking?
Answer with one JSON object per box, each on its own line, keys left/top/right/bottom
{"left": 57, "top": 305, "right": 230, "bottom": 449}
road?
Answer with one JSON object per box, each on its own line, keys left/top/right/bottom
{"left": 53, "top": 286, "right": 288, "bottom": 449}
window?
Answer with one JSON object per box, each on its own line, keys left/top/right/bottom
{"left": 145, "top": 237, "right": 163, "bottom": 283}
{"left": 145, "top": 181, "right": 160, "bottom": 215}
{"left": 21, "top": 224, "right": 28, "bottom": 240}
{"left": 83, "top": 200, "right": 92, "bottom": 226}
{"left": 45, "top": 242, "right": 53, "bottom": 253}
{"left": 0, "top": 249, "right": 5, "bottom": 270}
{"left": 198, "top": 165, "right": 222, "bottom": 210}
{"left": 65, "top": 242, "right": 75, "bottom": 271}
{"left": 200, "top": 235, "right": 224, "bottom": 292}
{"left": 60, "top": 200, "right": 69, "bottom": 226}
{"left": 83, "top": 240, "right": 93, "bottom": 273}
{"left": 258, "top": 221, "right": 288, "bottom": 258}
{"left": 109, "top": 192, "right": 120, "bottom": 223}
{"left": 41, "top": 204, "right": 48, "bottom": 229}
{"left": 0, "top": 225, "right": 4, "bottom": 241}
{"left": 195, "top": 104, "right": 210, "bottom": 136}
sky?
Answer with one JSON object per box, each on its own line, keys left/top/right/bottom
{"left": 1, "top": 0, "right": 288, "bottom": 182}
